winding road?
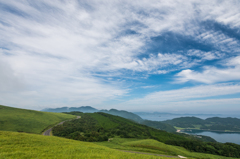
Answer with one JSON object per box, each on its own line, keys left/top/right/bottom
{"left": 43, "top": 116, "right": 80, "bottom": 136}
{"left": 119, "top": 150, "right": 180, "bottom": 158}
{"left": 42, "top": 116, "right": 185, "bottom": 158}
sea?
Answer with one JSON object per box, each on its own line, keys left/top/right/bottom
{"left": 136, "top": 113, "right": 240, "bottom": 121}
{"left": 182, "top": 129, "right": 240, "bottom": 145}
{"left": 136, "top": 113, "right": 240, "bottom": 145}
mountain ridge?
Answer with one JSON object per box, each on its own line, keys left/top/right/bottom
{"left": 41, "top": 106, "right": 176, "bottom": 132}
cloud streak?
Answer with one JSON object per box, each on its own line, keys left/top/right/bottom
{"left": 176, "top": 56, "right": 240, "bottom": 84}
{"left": 121, "top": 83, "right": 240, "bottom": 112}
{"left": 0, "top": 0, "right": 240, "bottom": 110}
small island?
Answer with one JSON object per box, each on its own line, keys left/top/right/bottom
{"left": 163, "top": 116, "right": 240, "bottom": 132}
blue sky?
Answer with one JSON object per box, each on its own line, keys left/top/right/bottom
{"left": 1, "top": 0, "right": 240, "bottom": 113}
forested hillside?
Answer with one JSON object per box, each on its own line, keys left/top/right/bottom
{"left": 52, "top": 112, "right": 240, "bottom": 158}
{"left": 53, "top": 112, "right": 185, "bottom": 142}
{"left": 163, "top": 117, "right": 240, "bottom": 131}
{"left": 42, "top": 106, "right": 177, "bottom": 132}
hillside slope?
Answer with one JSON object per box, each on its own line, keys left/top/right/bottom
{"left": 53, "top": 112, "right": 187, "bottom": 142}
{"left": 43, "top": 106, "right": 176, "bottom": 132}
{"left": 53, "top": 112, "right": 240, "bottom": 158}
{"left": 0, "top": 131, "right": 169, "bottom": 159}
{"left": 96, "top": 138, "right": 237, "bottom": 159}
{"left": 42, "top": 106, "right": 98, "bottom": 113}
{"left": 100, "top": 109, "right": 144, "bottom": 123}
{"left": 0, "top": 105, "right": 75, "bottom": 134}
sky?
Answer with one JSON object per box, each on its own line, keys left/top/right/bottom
{"left": 1, "top": 0, "right": 240, "bottom": 114}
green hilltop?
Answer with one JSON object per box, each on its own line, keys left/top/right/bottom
{"left": 53, "top": 112, "right": 240, "bottom": 158}
{"left": 0, "top": 105, "right": 76, "bottom": 134}
{"left": 1, "top": 105, "right": 240, "bottom": 159}
{"left": 0, "top": 131, "right": 170, "bottom": 159}
{"left": 42, "top": 106, "right": 177, "bottom": 132}
{"left": 55, "top": 112, "right": 186, "bottom": 142}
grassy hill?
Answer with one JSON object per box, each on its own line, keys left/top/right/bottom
{"left": 100, "top": 109, "right": 176, "bottom": 132}
{"left": 42, "top": 106, "right": 177, "bottom": 132}
{"left": 0, "top": 131, "right": 170, "bottom": 159}
{"left": 95, "top": 138, "right": 237, "bottom": 159}
{"left": 53, "top": 112, "right": 187, "bottom": 142}
{"left": 0, "top": 105, "right": 76, "bottom": 134}
{"left": 53, "top": 112, "right": 240, "bottom": 158}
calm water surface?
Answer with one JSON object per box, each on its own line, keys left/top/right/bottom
{"left": 137, "top": 113, "right": 240, "bottom": 145}
{"left": 183, "top": 129, "right": 240, "bottom": 145}
{"left": 137, "top": 114, "right": 240, "bottom": 121}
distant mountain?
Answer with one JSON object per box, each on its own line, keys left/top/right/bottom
{"left": 42, "top": 106, "right": 176, "bottom": 132}
{"left": 163, "top": 116, "right": 207, "bottom": 128}
{"left": 134, "top": 112, "right": 222, "bottom": 116}
{"left": 140, "top": 120, "right": 176, "bottom": 132}
{"left": 134, "top": 112, "right": 174, "bottom": 116}
{"left": 42, "top": 107, "right": 143, "bottom": 122}
{"left": 100, "top": 109, "right": 144, "bottom": 123}
{"left": 42, "top": 106, "right": 98, "bottom": 113}
{"left": 53, "top": 112, "right": 187, "bottom": 143}
{"left": 163, "top": 116, "right": 240, "bottom": 132}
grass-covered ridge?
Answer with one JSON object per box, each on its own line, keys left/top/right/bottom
{"left": 53, "top": 112, "right": 240, "bottom": 158}
{"left": 0, "top": 131, "right": 169, "bottom": 159}
{"left": 53, "top": 112, "right": 187, "bottom": 142}
{"left": 0, "top": 105, "right": 76, "bottom": 134}
{"left": 96, "top": 138, "right": 237, "bottom": 159}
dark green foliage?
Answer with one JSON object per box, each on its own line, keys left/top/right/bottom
{"left": 203, "top": 117, "right": 240, "bottom": 131}
{"left": 100, "top": 109, "right": 144, "bottom": 123}
{"left": 53, "top": 112, "right": 187, "bottom": 143}
{"left": 164, "top": 116, "right": 240, "bottom": 131}
{"left": 100, "top": 109, "right": 177, "bottom": 133}
{"left": 163, "top": 117, "right": 207, "bottom": 128}
{"left": 166, "top": 140, "right": 240, "bottom": 158}
{"left": 173, "top": 132, "right": 216, "bottom": 142}
{"left": 141, "top": 120, "right": 176, "bottom": 132}
{"left": 53, "top": 113, "right": 108, "bottom": 142}
{"left": 53, "top": 112, "right": 240, "bottom": 158}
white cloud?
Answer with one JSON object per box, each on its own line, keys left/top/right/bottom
{"left": 0, "top": 0, "right": 240, "bottom": 110}
{"left": 187, "top": 49, "right": 224, "bottom": 60}
{"left": 119, "top": 83, "right": 240, "bottom": 111}
{"left": 175, "top": 56, "right": 240, "bottom": 84}
{"left": 0, "top": 58, "right": 25, "bottom": 92}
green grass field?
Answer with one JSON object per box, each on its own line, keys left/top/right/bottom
{"left": 0, "top": 131, "right": 169, "bottom": 159}
{"left": 0, "top": 105, "right": 76, "bottom": 134}
{"left": 95, "top": 138, "right": 238, "bottom": 159}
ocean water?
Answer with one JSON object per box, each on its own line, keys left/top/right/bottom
{"left": 137, "top": 113, "right": 240, "bottom": 145}
{"left": 137, "top": 114, "right": 240, "bottom": 121}
{"left": 183, "top": 129, "right": 240, "bottom": 145}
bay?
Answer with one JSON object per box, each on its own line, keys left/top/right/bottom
{"left": 136, "top": 113, "right": 240, "bottom": 145}
{"left": 182, "top": 129, "right": 240, "bottom": 145}
{"left": 137, "top": 113, "right": 240, "bottom": 121}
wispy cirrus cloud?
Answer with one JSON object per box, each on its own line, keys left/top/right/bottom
{"left": 120, "top": 83, "right": 240, "bottom": 112}
{"left": 175, "top": 56, "right": 240, "bottom": 84}
{"left": 0, "top": 0, "right": 240, "bottom": 110}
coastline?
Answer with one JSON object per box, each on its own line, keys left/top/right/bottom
{"left": 179, "top": 128, "right": 240, "bottom": 133}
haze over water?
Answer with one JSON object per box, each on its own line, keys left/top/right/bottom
{"left": 184, "top": 130, "right": 240, "bottom": 145}
{"left": 136, "top": 113, "right": 240, "bottom": 145}
{"left": 136, "top": 113, "right": 240, "bottom": 121}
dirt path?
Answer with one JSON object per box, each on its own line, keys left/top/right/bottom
{"left": 119, "top": 150, "right": 180, "bottom": 158}
{"left": 43, "top": 116, "right": 80, "bottom": 136}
